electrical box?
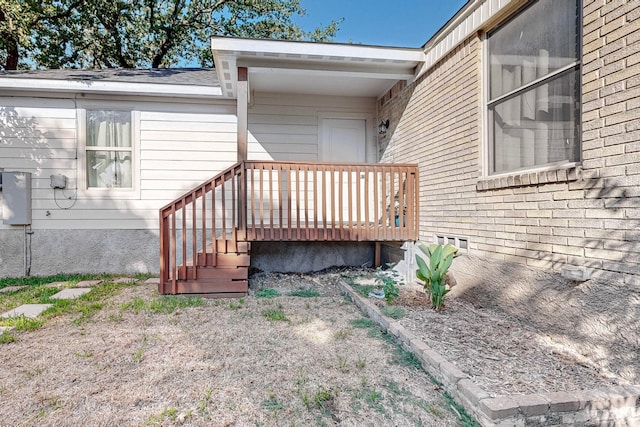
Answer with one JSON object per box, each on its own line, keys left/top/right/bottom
{"left": 2, "top": 172, "right": 32, "bottom": 225}
{"left": 50, "top": 174, "right": 67, "bottom": 189}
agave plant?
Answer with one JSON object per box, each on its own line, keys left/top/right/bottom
{"left": 416, "top": 243, "right": 458, "bottom": 311}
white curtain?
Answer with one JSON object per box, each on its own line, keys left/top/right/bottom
{"left": 86, "top": 111, "right": 132, "bottom": 188}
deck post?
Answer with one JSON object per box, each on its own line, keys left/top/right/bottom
{"left": 237, "top": 67, "right": 248, "bottom": 162}
{"left": 374, "top": 242, "right": 381, "bottom": 268}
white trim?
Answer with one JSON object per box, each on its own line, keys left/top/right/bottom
{"left": 417, "top": 0, "right": 526, "bottom": 79}
{"left": 487, "top": 62, "right": 581, "bottom": 106}
{"left": 481, "top": 31, "right": 490, "bottom": 179}
{"left": 484, "top": 161, "right": 581, "bottom": 181}
{"left": 76, "top": 102, "right": 141, "bottom": 199}
{"left": 212, "top": 37, "right": 424, "bottom": 62}
{"left": 0, "top": 78, "right": 222, "bottom": 98}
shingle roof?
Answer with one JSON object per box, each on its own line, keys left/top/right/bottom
{"left": 0, "top": 68, "right": 220, "bottom": 88}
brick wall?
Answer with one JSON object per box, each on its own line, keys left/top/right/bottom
{"left": 379, "top": 0, "right": 640, "bottom": 285}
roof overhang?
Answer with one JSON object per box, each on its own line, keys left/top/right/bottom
{"left": 211, "top": 37, "right": 425, "bottom": 99}
{"left": 0, "top": 77, "right": 222, "bottom": 98}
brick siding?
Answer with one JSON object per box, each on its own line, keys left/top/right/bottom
{"left": 379, "top": 0, "right": 640, "bottom": 285}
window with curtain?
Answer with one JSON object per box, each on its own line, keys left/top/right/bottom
{"left": 487, "top": 0, "right": 581, "bottom": 175}
{"left": 86, "top": 110, "right": 133, "bottom": 188}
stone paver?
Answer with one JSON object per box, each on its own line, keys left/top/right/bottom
{"left": 75, "top": 280, "right": 103, "bottom": 287}
{"left": 0, "top": 286, "right": 26, "bottom": 293}
{"left": 0, "top": 326, "right": 14, "bottom": 333}
{"left": 1, "top": 304, "right": 53, "bottom": 319}
{"left": 144, "top": 277, "right": 160, "bottom": 285}
{"left": 50, "top": 288, "right": 92, "bottom": 300}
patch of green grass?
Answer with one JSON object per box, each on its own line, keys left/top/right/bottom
{"left": 262, "top": 307, "right": 289, "bottom": 322}
{"left": 313, "top": 385, "right": 335, "bottom": 409}
{"left": 350, "top": 317, "right": 374, "bottom": 329}
{"left": 121, "top": 295, "right": 203, "bottom": 314}
{"left": 255, "top": 288, "right": 280, "bottom": 298}
{"left": 160, "top": 406, "right": 178, "bottom": 421}
{"left": 381, "top": 305, "right": 405, "bottom": 319}
{"left": 0, "top": 330, "right": 16, "bottom": 344}
{"left": 288, "top": 289, "right": 320, "bottom": 298}
{"left": 444, "top": 391, "right": 481, "bottom": 427}
{"left": 10, "top": 316, "right": 44, "bottom": 331}
{"left": 0, "top": 275, "right": 143, "bottom": 330}
{"left": 121, "top": 297, "right": 147, "bottom": 313}
{"left": 390, "top": 346, "right": 423, "bottom": 369}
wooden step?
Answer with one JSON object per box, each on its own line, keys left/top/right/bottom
{"left": 178, "top": 265, "right": 248, "bottom": 281}
{"left": 204, "top": 240, "right": 251, "bottom": 254}
{"left": 196, "top": 253, "right": 250, "bottom": 267}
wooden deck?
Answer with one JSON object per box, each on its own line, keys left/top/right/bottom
{"left": 159, "top": 161, "right": 419, "bottom": 296}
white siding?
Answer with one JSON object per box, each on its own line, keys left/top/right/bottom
{"left": 247, "top": 93, "right": 377, "bottom": 162}
{"left": 1, "top": 96, "right": 237, "bottom": 230}
{"left": 1, "top": 92, "right": 377, "bottom": 231}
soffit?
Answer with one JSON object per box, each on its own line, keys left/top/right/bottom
{"left": 211, "top": 37, "right": 425, "bottom": 98}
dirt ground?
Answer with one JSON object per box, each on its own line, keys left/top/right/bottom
{"left": 393, "top": 255, "right": 639, "bottom": 397}
{"left": 0, "top": 275, "right": 463, "bottom": 427}
{"left": 1, "top": 256, "right": 637, "bottom": 426}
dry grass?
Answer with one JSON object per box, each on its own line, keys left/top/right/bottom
{"left": 0, "top": 275, "right": 464, "bottom": 426}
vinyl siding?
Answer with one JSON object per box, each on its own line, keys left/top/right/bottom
{"left": 248, "top": 92, "right": 377, "bottom": 162}
{"left": 1, "top": 96, "right": 238, "bottom": 230}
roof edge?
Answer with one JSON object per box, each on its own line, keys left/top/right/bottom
{"left": 0, "top": 77, "right": 223, "bottom": 98}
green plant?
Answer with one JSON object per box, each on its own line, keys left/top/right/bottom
{"left": 313, "top": 386, "right": 334, "bottom": 409}
{"left": 350, "top": 318, "right": 373, "bottom": 329}
{"left": 2, "top": 315, "right": 43, "bottom": 331}
{"left": 416, "top": 243, "right": 458, "bottom": 311}
{"left": 375, "top": 264, "right": 403, "bottom": 304}
{"left": 262, "top": 307, "right": 288, "bottom": 322}
{"left": 255, "top": 288, "right": 280, "bottom": 298}
{"left": 380, "top": 305, "right": 405, "bottom": 319}
{"left": 0, "top": 330, "right": 16, "bottom": 344}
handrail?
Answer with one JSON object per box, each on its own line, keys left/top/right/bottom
{"left": 159, "top": 160, "right": 419, "bottom": 293}
{"left": 159, "top": 162, "right": 245, "bottom": 293}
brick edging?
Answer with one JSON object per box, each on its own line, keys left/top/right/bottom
{"left": 337, "top": 279, "right": 640, "bottom": 426}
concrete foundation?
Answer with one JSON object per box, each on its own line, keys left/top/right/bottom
{"left": 250, "top": 241, "right": 375, "bottom": 273}
{"left": 0, "top": 229, "right": 159, "bottom": 277}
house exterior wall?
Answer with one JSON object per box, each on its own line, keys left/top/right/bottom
{"left": 0, "top": 94, "right": 238, "bottom": 276}
{"left": 248, "top": 92, "right": 377, "bottom": 163}
{"left": 379, "top": 0, "right": 640, "bottom": 286}
{"left": 0, "top": 91, "right": 378, "bottom": 277}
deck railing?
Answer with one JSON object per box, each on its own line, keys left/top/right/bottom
{"left": 159, "top": 161, "right": 419, "bottom": 289}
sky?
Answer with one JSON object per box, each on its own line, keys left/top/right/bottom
{"left": 296, "top": 0, "right": 469, "bottom": 47}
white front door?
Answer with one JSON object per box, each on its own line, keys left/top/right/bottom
{"left": 320, "top": 118, "right": 370, "bottom": 226}
{"left": 321, "top": 118, "right": 367, "bottom": 163}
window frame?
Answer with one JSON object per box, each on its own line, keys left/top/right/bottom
{"left": 483, "top": 0, "right": 583, "bottom": 178}
{"left": 77, "top": 102, "right": 140, "bottom": 197}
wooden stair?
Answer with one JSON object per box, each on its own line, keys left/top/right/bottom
{"left": 171, "top": 239, "right": 250, "bottom": 297}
